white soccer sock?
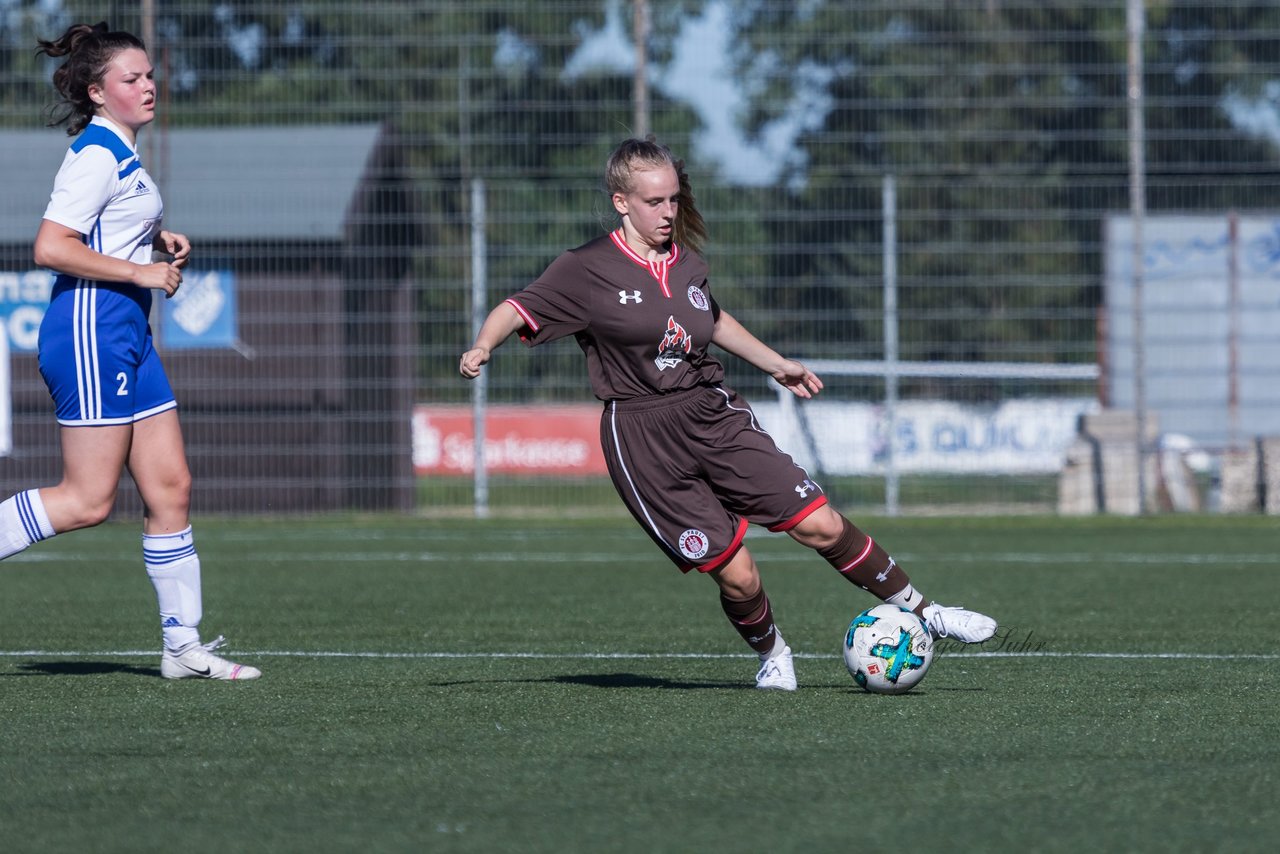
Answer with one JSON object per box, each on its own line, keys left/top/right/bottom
{"left": 144, "top": 526, "right": 203, "bottom": 651}
{"left": 885, "top": 583, "right": 924, "bottom": 613}
{"left": 760, "top": 631, "right": 788, "bottom": 660}
{"left": 0, "top": 490, "right": 56, "bottom": 560}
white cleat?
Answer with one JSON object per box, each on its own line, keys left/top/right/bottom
{"left": 755, "top": 645, "right": 797, "bottom": 691}
{"left": 922, "top": 604, "right": 998, "bottom": 644}
{"left": 161, "top": 635, "right": 261, "bottom": 681}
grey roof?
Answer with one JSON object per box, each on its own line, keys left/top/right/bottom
{"left": 2, "top": 123, "right": 384, "bottom": 244}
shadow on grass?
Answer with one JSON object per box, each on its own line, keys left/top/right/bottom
{"left": 554, "top": 672, "right": 741, "bottom": 690}
{"left": 554, "top": 673, "right": 966, "bottom": 693}
{"left": 428, "top": 672, "right": 913, "bottom": 692}
{"left": 425, "top": 672, "right": 743, "bottom": 690}
{"left": 7, "top": 661, "right": 158, "bottom": 678}
{"left": 552, "top": 673, "right": 980, "bottom": 695}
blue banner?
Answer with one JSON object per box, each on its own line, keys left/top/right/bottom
{"left": 1, "top": 268, "right": 238, "bottom": 352}
{"left": 160, "top": 269, "right": 238, "bottom": 349}
{"left": 0, "top": 270, "right": 55, "bottom": 353}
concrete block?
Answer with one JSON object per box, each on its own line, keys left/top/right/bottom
{"left": 1219, "top": 446, "right": 1262, "bottom": 513}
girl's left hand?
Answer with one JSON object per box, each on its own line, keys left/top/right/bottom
{"left": 155, "top": 231, "right": 192, "bottom": 268}
{"left": 772, "top": 359, "right": 824, "bottom": 399}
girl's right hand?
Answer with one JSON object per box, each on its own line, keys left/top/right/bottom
{"left": 459, "top": 347, "right": 491, "bottom": 378}
{"left": 133, "top": 261, "right": 183, "bottom": 297}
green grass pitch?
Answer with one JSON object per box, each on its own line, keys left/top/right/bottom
{"left": 2, "top": 514, "right": 1278, "bottom": 852}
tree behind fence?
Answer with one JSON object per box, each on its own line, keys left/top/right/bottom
{"left": 1, "top": 1, "right": 1277, "bottom": 516}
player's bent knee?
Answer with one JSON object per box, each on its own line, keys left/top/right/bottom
{"left": 165, "top": 486, "right": 192, "bottom": 515}
{"left": 65, "top": 497, "right": 117, "bottom": 531}
{"left": 140, "top": 473, "right": 193, "bottom": 519}
{"left": 787, "top": 507, "right": 846, "bottom": 549}
{"left": 709, "top": 553, "right": 761, "bottom": 599}
{"left": 141, "top": 492, "right": 191, "bottom": 525}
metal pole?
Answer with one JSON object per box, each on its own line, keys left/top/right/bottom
{"left": 458, "top": 41, "right": 488, "bottom": 517}
{"left": 883, "top": 175, "right": 900, "bottom": 516}
{"left": 140, "top": 0, "right": 156, "bottom": 73}
{"left": 633, "top": 0, "right": 650, "bottom": 137}
{"left": 141, "top": 0, "right": 162, "bottom": 330}
{"left": 471, "top": 178, "right": 489, "bottom": 519}
{"left": 1227, "top": 211, "right": 1241, "bottom": 452}
{"left": 1126, "top": 0, "right": 1148, "bottom": 513}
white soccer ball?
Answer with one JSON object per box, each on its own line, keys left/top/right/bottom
{"left": 843, "top": 603, "right": 934, "bottom": 694}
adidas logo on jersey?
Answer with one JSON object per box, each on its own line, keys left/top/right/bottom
{"left": 134, "top": 179, "right": 151, "bottom": 196}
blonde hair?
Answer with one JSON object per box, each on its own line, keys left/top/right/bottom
{"left": 604, "top": 136, "right": 707, "bottom": 253}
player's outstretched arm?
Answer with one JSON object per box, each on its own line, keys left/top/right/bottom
{"left": 460, "top": 301, "right": 524, "bottom": 379}
{"left": 711, "top": 309, "right": 823, "bottom": 399}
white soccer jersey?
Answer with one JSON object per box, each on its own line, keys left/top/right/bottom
{"left": 42, "top": 116, "right": 162, "bottom": 262}
{"left": 37, "top": 116, "right": 176, "bottom": 426}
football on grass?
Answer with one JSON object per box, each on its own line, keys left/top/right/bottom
{"left": 843, "top": 604, "right": 934, "bottom": 694}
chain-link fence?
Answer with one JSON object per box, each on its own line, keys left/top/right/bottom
{"left": 3, "top": 1, "right": 1279, "bottom": 516}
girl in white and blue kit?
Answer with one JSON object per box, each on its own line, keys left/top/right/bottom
{"left": 0, "top": 22, "right": 259, "bottom": 680}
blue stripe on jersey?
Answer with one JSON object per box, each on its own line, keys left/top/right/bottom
{"left": 16, "top": 492, "right": 48, "bottom": 543}
{"left": 70, "top": 122, "right": 136, "bottom": 163}
{"left": 118, "top": 160, "right": 141, "bottom": 179}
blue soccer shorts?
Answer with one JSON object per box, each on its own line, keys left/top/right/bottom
{"left": 37, "top": 280, "right": 177, "bottom": 426}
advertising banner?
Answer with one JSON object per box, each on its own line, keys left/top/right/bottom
{"left": 415, "top": 398, "right": 1094, "bottom": 478}
{"left": 1105, "top": 214, "right": 1280, "bottom": 445}
{"left": 753, "top": 398, "right": 1098, "bottom": 475}
{"left": 0, "top": 323, "right": 10, "bottom": 456}
{"left": 160, "top": 269, "right": 238, "bottom": 349}
{"left": 413, "top": 405, "right": 607, "bottom": 476}
{"left": 0, "top": 269, "right": 54, "bottom": 353}
{"left": 1, "top": 268, "right": 237, "bottom": 351}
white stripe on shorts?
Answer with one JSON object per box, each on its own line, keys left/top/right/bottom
{"left": 607, "top": 401, "right": 676, "bottom": 558}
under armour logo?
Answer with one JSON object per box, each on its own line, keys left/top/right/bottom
{"left": 794, "top": 479, "right": 817, "bottom": 498}
{"left": 619, "top": 290, "right": 643, "bottom": 304}
{"left": 876, "top": 558, "right": 896, "bottom": 584}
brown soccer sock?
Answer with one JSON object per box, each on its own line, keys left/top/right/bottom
{"left": 819, "top": 516, "right": 924, "bottom": 613}
{"left": 720, "top": 585, "right": 783, "bottom": 656}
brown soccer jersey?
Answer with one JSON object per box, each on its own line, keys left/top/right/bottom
{"left": 506, "top": 230, "right": 725, "bottom": 400}
{"left": 504, "top": 230, "right": 826, "bottom": 572}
